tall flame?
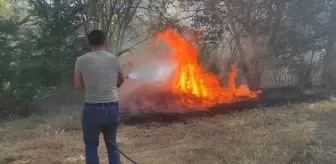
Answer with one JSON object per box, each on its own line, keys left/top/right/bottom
{"left": 156, "top": 27, "right": 261, "bottom": 109}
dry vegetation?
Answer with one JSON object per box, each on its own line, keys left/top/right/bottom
{"left": 1, "top": 101, "right": 336, "bottom": 164}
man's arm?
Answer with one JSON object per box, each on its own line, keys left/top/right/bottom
{"left": 117, "top": 71, "right": 125, "bottom": 88}
{"left": 74, "top": 58, "right": 85, "bottom": 88}
{"left": 74, "top": 72, "right": 85, "bottom": 88}
{"left": 117, "top": 59, "right": 125, "bottom": 88}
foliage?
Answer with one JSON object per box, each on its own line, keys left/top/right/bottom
{"left": 0, "top": 0, "right": 86, "bottom": 117}
{"left": 0, "top": 0, "right": 11, "bottom": 17}
{"left": 1, "top": 0, "right": 336, "bottom": 117}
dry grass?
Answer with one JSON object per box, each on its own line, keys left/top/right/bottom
{"left": 1, "top": 101, "right": 336, "bottom": 164}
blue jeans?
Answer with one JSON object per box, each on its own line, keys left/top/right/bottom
{"left": 81, "top": 102, "right": 121, "bottom": 164}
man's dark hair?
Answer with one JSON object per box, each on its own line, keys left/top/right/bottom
{"left": 87, "top": 30, "right": 106, "bottom": 46}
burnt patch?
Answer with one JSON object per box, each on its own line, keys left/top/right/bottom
{"left": 121, "top": 87, "right": 332, "bottom": 126}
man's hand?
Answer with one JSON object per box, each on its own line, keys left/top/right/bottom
{"left": 117, "top": 71, "right": 125, "bottom": 88}
{"left": 74, "top": 72, "right": 85, "bottom": 88}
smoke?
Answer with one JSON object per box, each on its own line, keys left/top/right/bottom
{"left": 128, "top": 60, "right": 177, "bottom": 83}
{"left": 118, "top": 41, "right": 184, "bottom": 113}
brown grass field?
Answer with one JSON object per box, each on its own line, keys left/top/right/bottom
{"left": 1, "top": 101, "right": 336, "bottom": 164}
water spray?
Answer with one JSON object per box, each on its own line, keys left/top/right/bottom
{"left": 125, "top": 60, "right": 177, "bottom": 83}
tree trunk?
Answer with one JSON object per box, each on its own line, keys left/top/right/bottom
{"left": 88, "top": 0, "right": 99, "bottom": 29}
{"left": 229, "top": 17, "right": 262, "bottom": 90}
{"left": 245, "top": 71, "right": 262, "bottom": 90}
{"left": 322, "top": 44, "right": 336, "bottom": 88}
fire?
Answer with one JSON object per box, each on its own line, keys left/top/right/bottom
{"left": 156, "top": 27, "right": 261, "bottom": 109}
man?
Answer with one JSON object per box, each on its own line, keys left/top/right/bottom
{"left": 74, "top": 30, "right": 125, "bottom": 164}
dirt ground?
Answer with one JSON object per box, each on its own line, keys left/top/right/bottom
{"left": 1, "top": 101, "right": 336, "bottom": 164}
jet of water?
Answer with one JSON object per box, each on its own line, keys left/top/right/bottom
{"left": 127, "top": 60, "right": 177, "bottom": 83}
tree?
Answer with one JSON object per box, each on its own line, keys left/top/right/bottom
{"left": 280, "top": 0, "right": 326, "bottom": 89}
{"left": 322, "top": 1, "right": 336, "bottom": 88}
{"left": 32, "top": 0, "right": 177, "bottom": 57}
{"left": 179, "top": 0, "right": 289, "bottom": 90}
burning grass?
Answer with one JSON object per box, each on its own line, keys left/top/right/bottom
{"left": 156, "top": 27, "right": 260, "bottom": 109}
{"left": 1, "top": 101, "right": 336, "bottom": 164}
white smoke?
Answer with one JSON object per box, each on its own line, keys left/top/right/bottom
{"left": 128, "top": 60, "right": 177, "bottom": 84}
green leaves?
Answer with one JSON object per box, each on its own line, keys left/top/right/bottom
{"left": 0, "top": 0, "right": 87, "bottom": 117}
{"left": 0, "top": 0, "right": 11, "bottom": 17}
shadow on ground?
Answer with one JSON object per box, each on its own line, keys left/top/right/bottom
{"left": 121, "top": 87, "right": 332, "bottom": 125}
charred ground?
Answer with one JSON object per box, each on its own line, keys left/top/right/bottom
{"left": 121, "top": 87, "right": 333, "bottom": 125}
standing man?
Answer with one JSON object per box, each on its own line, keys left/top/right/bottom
{"left": 74, "top": 30, "right": 125, "bottom": 164}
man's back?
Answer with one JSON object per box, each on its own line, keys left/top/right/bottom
{"left": 74, "top": 30, "right": 123, "bottom": 164}
{"left": 75, "top": 51, "right": 120, "bottom": 103}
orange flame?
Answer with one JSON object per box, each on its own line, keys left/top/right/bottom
{"left": 156, "top": 27, "right": 261, "bottom": 109}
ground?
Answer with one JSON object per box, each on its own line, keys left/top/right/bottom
{"left": 1, "top": 101, "right": 336, "bottom": 164}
